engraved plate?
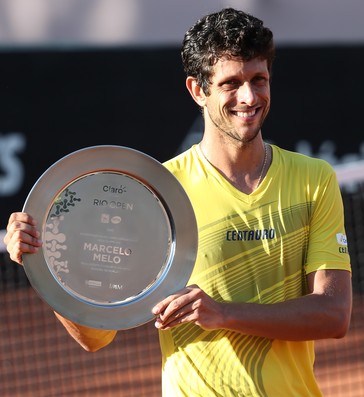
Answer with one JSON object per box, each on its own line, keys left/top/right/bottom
{"left": 22, "top": 146, "right": 197, "bottom": 330}
{"left": 44, "top": 172, "right": 173, "bottom": 305}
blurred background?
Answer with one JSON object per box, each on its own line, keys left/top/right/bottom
{"left": 0, "top": 1, "right": 363, "bottom": 396}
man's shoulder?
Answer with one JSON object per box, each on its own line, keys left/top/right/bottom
{"left": 163, "top": 146, "right": 196, "bottom": 172}
{"left": 273, "top": 145, "right": 333, "bottom": 171}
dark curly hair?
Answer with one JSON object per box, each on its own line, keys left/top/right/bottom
{"left": 181, "top": 8, "right": 275, "bottom": 94}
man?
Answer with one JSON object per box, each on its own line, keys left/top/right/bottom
{"left": 4, "top": 8, "right": 352, "bottom": 397}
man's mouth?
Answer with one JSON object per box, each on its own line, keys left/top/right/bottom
{"left": 232, "top": 109, "right": 257, "bottom": 118}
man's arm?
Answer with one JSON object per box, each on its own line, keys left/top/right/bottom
{"left": 153, "top": 269, "right": 352, "bottom": 341}
{"left": 54, "top": 312, "right": 117, "bottom": 352}
{"left": 3, "top": 212, "right": 118, "bottom": 351}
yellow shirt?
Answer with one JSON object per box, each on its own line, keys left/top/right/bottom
{"left": 160, "top": 144, "right": 351, "bottom": 397}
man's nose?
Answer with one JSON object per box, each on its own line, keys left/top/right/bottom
{"left": 237, "top": 82, "right": 256, "bottom": 105}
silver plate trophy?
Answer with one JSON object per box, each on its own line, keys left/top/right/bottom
{"left": 22, "top": 145, "right": 198, "bottom": 330}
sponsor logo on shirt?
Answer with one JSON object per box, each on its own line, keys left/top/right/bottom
{"left": 226, "top": 228, "right": 275, "bottom": 241}
{"left": 336, "top": 233, "right": 348, "bottom": 254}
{"left": 336, "top": 233, "right": 348, "bottom": 246}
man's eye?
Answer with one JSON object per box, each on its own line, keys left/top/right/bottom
{"left": 253, "top": 76, "right": 268, "bottom": 85}
{"left": 222, "top": 81, "right": 239, "bottom": 89}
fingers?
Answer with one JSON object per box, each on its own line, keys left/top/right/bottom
{"left": 152, "top": 285, "right": 197, "bottom": 315}
{"left": 3, "top": 212, "right": 42, "bottom": 265}
{"left": 152, "top": 285, "right": 200, "bottom": 329}
{"left": 154, "top": 301, "right": 195, "bottom": 330}
{"left": 6, "top": 212, "right": 37, "bottom": 231}
{"left": 6, "top": 237, "right": 42, "bottom": 265}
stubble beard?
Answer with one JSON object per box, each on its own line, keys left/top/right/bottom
{"left": 207, "top": 108, "right": 264, "bottom": 146}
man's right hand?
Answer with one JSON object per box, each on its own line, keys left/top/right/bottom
{"left": 3, "top": 212, "right": 43, "bottom": 265}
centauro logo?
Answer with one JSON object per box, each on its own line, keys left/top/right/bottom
{"left": 226, "top": 228, "right": 275, "bottom": 241}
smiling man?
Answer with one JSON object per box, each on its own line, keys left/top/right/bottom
{"left": 4, "top": 8, "right": 352, "bottom": 397}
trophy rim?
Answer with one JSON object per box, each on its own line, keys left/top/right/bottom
{"left": 22, "top": 145, "right": 198, "bottom": 330}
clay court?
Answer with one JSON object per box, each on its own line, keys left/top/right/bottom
{"left": 1, "top": 259, "right": 363, "bottom": 397}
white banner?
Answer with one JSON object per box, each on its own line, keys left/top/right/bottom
{"left": 0, "top": 0, "right": 362, "bottom": 47}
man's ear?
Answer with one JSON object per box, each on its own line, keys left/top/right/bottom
{"left": 186, "top": 76, "right": 207, "bottom": 107}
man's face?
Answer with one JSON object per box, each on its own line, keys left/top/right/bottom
{"left": 203, "top": 56, "right": 271, "bottom": 145}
